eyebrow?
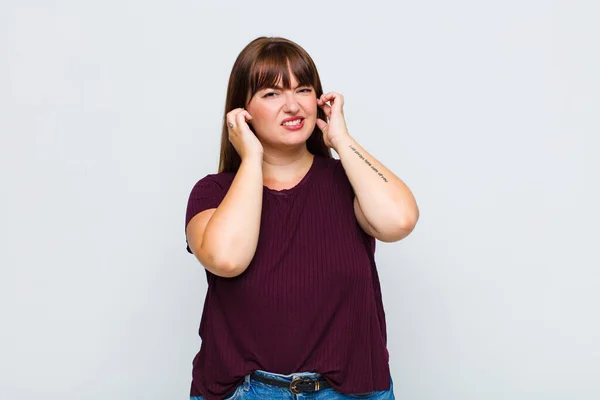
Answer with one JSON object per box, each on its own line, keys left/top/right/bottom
{"left": 264, "top": 84, "right": 309, "bottom": 91}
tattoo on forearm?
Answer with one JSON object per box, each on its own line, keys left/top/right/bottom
{"left": 348, "top": 145, "right": 389, "bottom": 182}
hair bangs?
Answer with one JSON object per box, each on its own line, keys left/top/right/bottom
{"left": 248, "top": 46, "right": 315, "bottom": 99}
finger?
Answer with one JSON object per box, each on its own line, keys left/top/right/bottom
{"left": 226, "top": 108, "right": 243, "bottom": 127}
{"left": 321, "top": 92, "right": 334, "bottom": 102}
{"left": 232, "top": 108, "right": 246, "bottom": 117}
{"left": 226, "top": 115, "right": 235, "bottom": 128}
{"left": 319, "top": 103, "right": 331, "bottom": 119}
{"left": 235, "top": 109, "right": 250, "bottom": 127}
{"left": 227, "top": 107, "right": 243, "bottom": 117}
{"left": 321, "top": 92, "right": 343, "bottom": 108}
{"left": 318, "top": 98, "right": 332, "bottom": 116}
{"left": 316, "top": 118, "right": 328, "bottom": 132}
{"left": 226, "top": 113, "right": 237, "bottom": 125}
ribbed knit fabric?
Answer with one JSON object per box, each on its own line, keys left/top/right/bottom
{"left": 184, "top": 154, "right": 391, "bottom": 399}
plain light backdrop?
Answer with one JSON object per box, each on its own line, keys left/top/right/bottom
{"left": 1, "top": 1, "right": 599, "bottom": 399}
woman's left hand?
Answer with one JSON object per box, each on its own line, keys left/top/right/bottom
{"left": 316, "top": 92, "right": 351, "bottom": 150}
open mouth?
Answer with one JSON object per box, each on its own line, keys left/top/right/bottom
{"left": 281, "top": 118, "right": 305, "bottom": 130}
{"left": 282, "top": 118, "right": 304, "bottom": 126}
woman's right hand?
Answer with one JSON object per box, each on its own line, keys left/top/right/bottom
{"left": 226, "top": 108, "right": 263, "bottom": 160}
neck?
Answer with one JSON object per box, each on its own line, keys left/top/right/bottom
{"left": 262, "top": 150, "right": 314, "bottom": 182}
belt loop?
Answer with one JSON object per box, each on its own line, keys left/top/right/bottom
{"left": 244, "top": 374, "right": 250, "bottom": 391}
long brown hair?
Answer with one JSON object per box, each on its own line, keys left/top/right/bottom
{"left": 218, "top": 36, "right": 332, "bottom": 173}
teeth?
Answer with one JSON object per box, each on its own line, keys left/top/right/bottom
{"left": 283, "top": 119, "right": 302, "bottom": 126}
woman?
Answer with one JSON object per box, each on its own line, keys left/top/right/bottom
{"left": 185, "top": 36, "right": 419, "bottom": 400}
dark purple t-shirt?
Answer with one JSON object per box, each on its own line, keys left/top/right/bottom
{"left": 184, "top": 154, "right": 391, "bottom": 399}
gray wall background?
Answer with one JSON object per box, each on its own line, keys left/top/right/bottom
{"left": 1, "top": 1, "right": 598, "bottom": 399}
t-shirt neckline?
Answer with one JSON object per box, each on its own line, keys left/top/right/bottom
{"left": 263, "top": 154, "right": 318, "bottom": 196}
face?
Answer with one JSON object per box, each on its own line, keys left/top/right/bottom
{"left": 245, "top": 70, "right": 317, "bottom": 148}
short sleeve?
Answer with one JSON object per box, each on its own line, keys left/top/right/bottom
{"left": 332, "top": 158, "right": 356, "bottom": 202}
{"left": 332, "top": 157, "right": 376, "bottom": 251}
{"left": 184, "top": 175, "right": 228, "bottom": 254}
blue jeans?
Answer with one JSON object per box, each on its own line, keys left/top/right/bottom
{"left": 191, "top": 369, "right": 395, "bottom": 399}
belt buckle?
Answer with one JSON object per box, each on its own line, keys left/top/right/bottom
{"left": 289, "top": 377, "right": 312, "bottom": 394}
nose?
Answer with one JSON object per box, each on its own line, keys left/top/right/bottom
{"left": 282, "top": 92, "right": 300, "bottom": 113}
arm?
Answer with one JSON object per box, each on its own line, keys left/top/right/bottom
{"left": 334, "top": 135, "right": 419, "bottom": 242}
{"left": 199, "top": 156, "right": 263, "bottom": 276}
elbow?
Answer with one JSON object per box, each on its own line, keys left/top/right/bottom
{"left": 376, "top": 225, "right": 413, "bottom": 242}
{"left": 384, "top": 200, "right": 419, "bottom": 242}
{"left": 402, "top": 208, "right": 419, "bottom": 231}
{"left": 383, "top": 224, "right": 416, "bottom": 243}
{"left": 210, "top": 250, "right": 251, "bottom": 278}
{"left": 196, "top": 242, "right": 247, "bottom": 278}
{"left": 397, "top": 211, "right": 419, "bottom": 240}
{"left": 377, "top": 212, "right": 419, "bottom": 243}
{"left": 217, "top": 260, "right": 247, "bottom": 278}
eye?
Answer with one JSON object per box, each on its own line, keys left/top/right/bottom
{"left": 264, "top": 92, "right": 277, "bottom": 98}
{"left": 300, "top": 88, "right": 312, "bottom": 93}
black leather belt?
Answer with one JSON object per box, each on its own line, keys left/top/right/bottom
{"left": 250, "top": 372, "right": 331, "bottom": 394}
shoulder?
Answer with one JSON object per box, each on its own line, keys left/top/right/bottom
{"left": 185, "top": 171, "right": 235, "bottom": 228}
{"left": 190, "top": 171, "right": 235, "bottom": 192}
{"left": 313, "top": 155, "right": 354, "bottom": 200}
{"left": 314, "top": 154, "right": 343, "bottom": 174}
{"left": 320, "top": 155, "right": 348, "bottom": 181}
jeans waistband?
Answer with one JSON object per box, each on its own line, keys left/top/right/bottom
{"left": 252, "top": 369, "right": 324, "bottom": 382}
